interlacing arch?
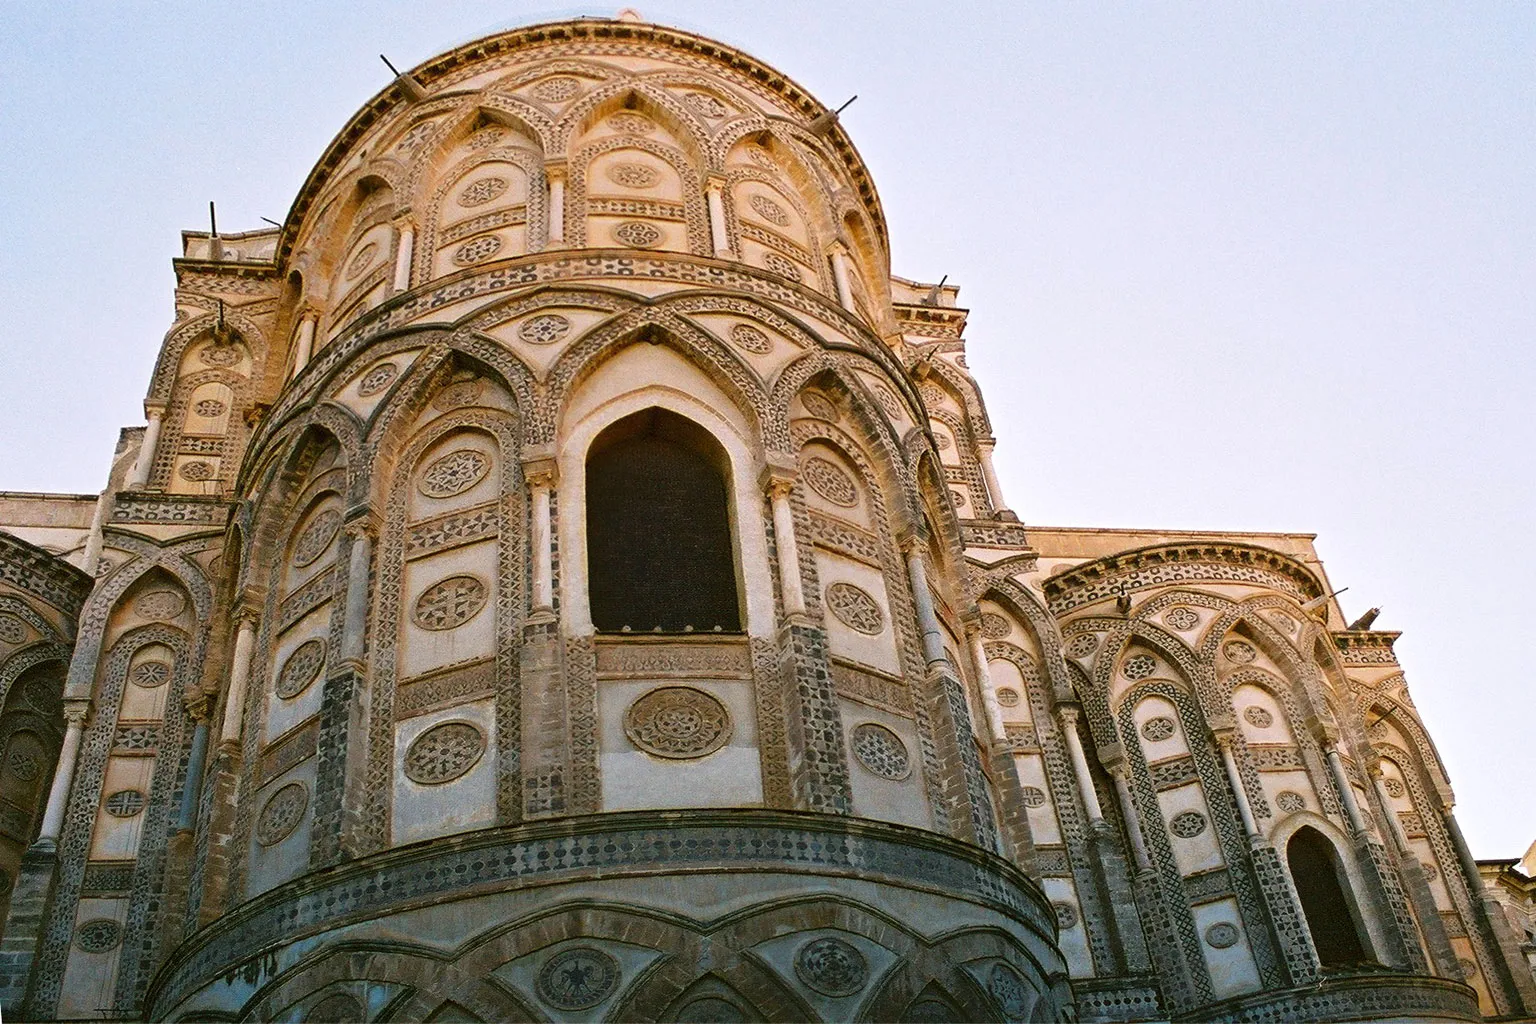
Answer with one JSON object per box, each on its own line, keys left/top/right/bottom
{"left": 553, "top": 79, "right": 713, "bottom": 164}
{"left": 147, "top": 312, "right": 266, "bottom": 404}
{"left": 566, "top": 132, "right": 711, "bottom": 252}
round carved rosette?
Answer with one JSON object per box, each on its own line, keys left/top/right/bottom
{"left": 825, "top": 582, "right": 883, "bottom": 635}
{"left": 412, "top": 575, "right": 489, "bottom": 631}
{"left": 404, "top": 721, "right": 486, "bottom": 784}
{"left": 291, "top": 509, "right": 342, "bottom": 567}
{"left": 851, "top": 723, "right": 911, "bottom": 780}
{"left": 623, "top": 686, "right": 731, "bottom": 759}
{"left": 537, "top": 946, "right": 619, "bottom": 1010}
{"left": 794, "top": 936, "right": 867, "bottom": 997}
{"left": 418, "top": 449, "right": 490, "bottom": 498}
{"left": 74, "top": 919, "right": 123, "bottom": 953}
{"left": 256, "top": 782, "right": 308, "bottom": 846}
{"left": 1169, "top": 810, "right": 1207, "bottom": 838}
{"left": 276, "top": 639, "right": 326, "bottom": 699}
{"left": 357, "top": 362, "right": 398, "bottom": 396}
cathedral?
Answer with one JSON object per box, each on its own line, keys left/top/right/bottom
{"left": 0, "top": 12, "right": 1530, "bottom": 1022}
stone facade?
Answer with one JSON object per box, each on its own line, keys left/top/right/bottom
{"left": 0, "top": 12, "right": 1528, "bottom": 1023}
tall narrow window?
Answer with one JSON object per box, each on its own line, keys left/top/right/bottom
{"left": 586, "top": 408, "right": 741, "bottom": 633}
{"left": 1288, "top": 827, "right": 1368, "bottom": 967}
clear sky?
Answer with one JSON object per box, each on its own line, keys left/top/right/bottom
{"left": 0, "top": 3, "right": 1530, "bottom": 857}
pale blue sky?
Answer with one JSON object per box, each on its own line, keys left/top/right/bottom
{"left": 0, "top": 3, "right": 1531, "bottom": 856}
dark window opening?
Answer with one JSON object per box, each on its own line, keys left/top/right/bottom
{"left": 1288, "top": 826, "right": 1368, "bottom": 967}
{"left": 586, "top": 408, "right": 741, "bottom": 633}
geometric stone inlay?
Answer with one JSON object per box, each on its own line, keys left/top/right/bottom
{"left": 1122, "top": 654, "right": 1156, "bottom": 680}
{"left": 995, "top": 687, "right": 1020, "bottom": 707}
{"left": 345, "top": 243, "right": 378, "bottom": 279}
{"left": 793, "top": 936, "right": 868, "bottom": 997}
{"left": 1164, "top": 606, "right": 1200, "bottom": 631}
{"left": 1020, "top": 786, "right": 1047, "bottom": 807}
{"left": 179, "top": 460, "right": 216, "bottom": 481}
{"left": 749, "top": 194, "right": 790, "bottom": 226}
{"left": 537, "top": 946, "right": 619, "bottom": 1010}
{"left": 1169, "top": 810, "right": 1208, "bottom": 838}
{"left": 412, "top": 575, "right": 489, "bottom": 631}
{"left": 357, "top": 362, "right": 398, "bottom": 397}
{"left": 606, "top": 163, "right": 658, "bottom": 189}
{"left": 6, "top": 751, "right": 39, "bottom": 781}
{"left": 1275, "top": 790, "right": 1306, "bottom": 813}
{"left": 1141, "top": 716, "right": 1177, "bottom": 742}
{"left": 275, "top": 639, "right": 326, "bottom": 700}
{"left": 104, "top": 789, "right": 146, "bottom": 818}
{"left": 458, "top": 177, "right": 508, "bottom": 207}
{"left": 518, "top": 314, "right": 572, "bottom": 345}
{"left": 799, "top": 391, "right": 839, "bottom": 421}
{"left": 683, "top": 92, "right": 729, "bottom": 118}
{"left": 611, "top": 221, "right": 662, "bottom": 248}
{"left": 608, "top": 113, "right": 653, "bottom": 135}
{"left": 825, "top": 582, "right": 883, "bottom": 635}
{"left": 988, "top": 962, "right": 1031, "bottom": 1020}
{"left": 729, "top": 323, "right": 771, "bottom": 354}
{"left": 1383, "top": 777, "right": 1405, "bottom": 799}
{"left": 291, "top": 509, "right": 342, "bottom": 567}
{"left": 1065, "top": 633, "right": 1099, "bottom": 659}
{"left": 418, "top": 449, "right": 490, "bottom": 499}
{"left": 980, "top": 613, "right": 1011, "bottom": 639}
{"left": 1052, "top": 902, "right": 1078, "bottom": 928}
{"left": 850, "top": 722, "right": 911, "bottom": 780}
{"left": 0, "top": 614, "right": 24, "bottom": 644}
{"left": 403, "top": 721, "right": 486, "bottom": 785}
{"left": 532, "top": 77, "right": 581, "bottom": 101}
{"left": 74, "top": 918, "right": 123, "bottom": 954}
{"left": 1223, "top": 640, "right": 1257, "bottom": 664}
{"left": 193, "top": 398, "right": 227, "bottom": 417}
{"left": 623, "top": 686, "right": 732, "bottom": 760}
{"left": 136, "top": 590, "right": 186, "bottom": 620}
{"left": 1205, "top": 922, "right": 1241, "bottom": 948}
{"left": 255, "top": 782, "right": 308, "bottom": 846}
{"left": 131, "top": 660, "right": 172, "bottom": 688}
{"left": 762, "top": 252, "right": 800, "bottom": 281}
{"left": 1242, "top": 705, "right": 1274, "bottom": 729}
{"left": 804, "top": 457, "right": 858, "bottom": 507}
{"left": 453, "top": 235, "right": 503, "bottom": 266}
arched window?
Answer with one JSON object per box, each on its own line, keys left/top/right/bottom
{"left": 586, "top": 408, "right": 741, "bottom": 633}
{"left": 1288, "top": 827, "right": 1368, "bottom": 967}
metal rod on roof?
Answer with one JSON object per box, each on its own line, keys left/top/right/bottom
{"left": 209, "top": 201, "right": 218, "bottom": 238}
{"left": 380, "top": 54, "right": 402, "bottom": 77}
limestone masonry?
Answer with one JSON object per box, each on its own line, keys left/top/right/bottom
{"left": 0, "top": 13, "right": 1529, "bottom": 1022}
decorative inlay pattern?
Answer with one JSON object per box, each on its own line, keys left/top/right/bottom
{"left": 607, "top": 113, "right": 653, "bottom": 135}
{"left": 6, "top": 752, "right": 39, "bottom": 781}
{"left": 418, "top": 449, "right": 490, "bottom": 498}
{"left": 131, "top": 660, "right": 170, "bottom": 688}
{"left": 1421, "top": 860, "right": 1438, "bottom": 880}
{"left": 276, "top": 639, "right": 325, "bottom": 699}
{"left": 794, "top": 936, "right": 868, "bottom": 996}
{"left": 291, "top": 509, "right": 342, "bottom": 567}
{"left": 1165, "top": 606, "right": 1199, "bottom": 630}
{"left": 193, "top": 398, "right": 227, "bottom": 417}
{"left": 1243, "top": 706, "right": 1274, "bottom": 729}
{"left": 537, "top": 946, "right": 619, "bottom": 1009}
{"left": 1021, "top": 786, "right": 1047, "bottom": 807}
{"left": 345, "top": 243, "right": 378, "bottom": 279}
{"left": 996, "top": 687, "right": 1020, "bottom": 707}
{"left": 1122, "top": 654, "right": 1156, "bottom": 680}
{"left": 255, "top": 782, "right": 308, "bottom": 846}
{"left": 404, "top": 721, "right": 486, "bottom": 784}
{"left": 988, "top": 963, "right": 1031, "bottom": 1019}
{"left": 851, "top": 723, "right": 911, "bottom": 780}
{"left": 804, "top": 457, "right": 858, "bottom": 507}
{"left": 1065, "top": 633, "right": 1098, "bottom": 659}
{"left": 136, "top": 590, "right": 185, "bottom": 620}
{"left": 932, "top": 431, "right": 951, "bottom": 450}
{"left": 1141, "top": 716, "right": 1177, "bottom": 742}
{"left": 518, "top": 313, "right": 571, "bottom": 344}
{"left": 1275, "top": 790, "right": 1306, "bottom": 813}
{"left": 433, "top": 378, "right": 484, "bottom": 410}
{"left": 1459, "top": 957, "right": 1478, "bottom": 980}
{"left": 1052, "top": 901, "right": 1079, "bottom": 928}
{"left": 1224, "top": 640, "right": 1257, "bottom": 663}
{"left": 611, "top": 220, "right": 662, "bottom": 247}
{"left": 396, "top": 120, "right": 437, "bottom": 153}
{"left": 179, "top": 460, "right": 215, "bottom": 481}
{"left": 453, "top": 235, "right": 503, "bottom": 266}
{"left": 979, "top": 613, "right": 1011, "bottom": 640}
{"left": 800, "top": 391, "right": 838, "bottom": 421}
{"left": 306, "top": 993, "right": 365, "bottom": 1023}
{"left": 826, "top": 582, "right": 883, "bottom": 635}
{"left": 1169, "top": 810, "right": 1208, "bottom": 838}
{"left": 1205, "top": 922, "right": 1240, "bottom": 948}
{"left": 683, "top": 91, "right": 729, "bottom": 118}
{"left": 761, "top": 251, "right": 799, "bottom": 280}
{"left": 458, "top": 176, "right": 509, "bottom": 207}
{"left": 623, "top": 686, "right": 732, "bottom": 759}
{"left": 532, "top": 76, "right": 581, "bottom": 101}
{"left": 358, "top": 362, "right": 398, "bottom": 396}
{"left": 728, "top": 323, "right": 771, "bottom": 353}
{"left": 104, "top": 789, "right": 146, "bottom": 818}
{"left": 749, "top": 194, "right": 790, "bottom": 225}
{"left": 468, "top": 127, "right": 504, "bottom": 150}
{"left": 1384, "top": 777, "right": 1406, "bottom": 798}
{"left": 606, "top": 162, "right": 658, "bottom": 188}
{"left": 74, "top": 919, "right": 123, "bottom": 953}
{"left": 412, "top": 575, "right": 489, "bottom": 631}
{"left": 199, "top": 344, "right": 240, "bottom": 367}
{"left": 870, "top": 383, "right": 902, "bottom": 418}
{"left": 0, "top": 614, "right": 24, "bottom": 644}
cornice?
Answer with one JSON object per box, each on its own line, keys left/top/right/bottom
{"left": 1044, "top": 541, "right": 1325, "bottom": 615}
{"left": 0, "top": 529, "right": 94, "bottom": 617}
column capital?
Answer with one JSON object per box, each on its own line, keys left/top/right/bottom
{"left": 62, "top": 700, "right": 90, "bottom": 727}
{"left": 759, "top": 456, "right": 798, "bottom": 496}
{"left": 143, "top": 402, "right": 168, "bottom": 420}
{"left": 1057, "top": 704, "right": 1081, "bottom": 726}
{"left": 524, "top": 459, "right": 558, "bottom": 489}
{"left": 344, "top": 505, "right": 381, "bottom": 540}
{"left": 543, "top": 160, "right": 568, "bottom": 181}
{"left": 704, "top": 172, "right": 728, "bottom": 191}
{"left": 975, "top": 435, "right": 997, "bottom": 453}
{"left": 1210, "top": 726, "right": 1237, "bottom": 750}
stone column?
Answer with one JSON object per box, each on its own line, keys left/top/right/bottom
{"left": 1058, "top": 705, "right": 1105, "bottom": 827}
{"left": 1326, "top": 745, "right": 1368, "bottom": 835}
{"left": 1216, "top": 731, "right": 1260, "bottom": 836}
{"left": 219, "top": 614, "right": 257, "bottom": 748}
{"left": 705, "top": 177, "right": 732, "bottom": 258}
{"left": 762, "top": 465, "right": 806, "bottom": 618}
{"left": 903, "top": 547, "right": 947, "bottom": 668}
{"left": 1110, "top": 765, "right": 1153, "bottom": 872}
{"left": 126, "top": 406, "right": 165, "bottom": 489}
{"left": 527, "top": 458, "right": 556, "bottom": 618}
{"left": 1369, "top": 766, "right": 1411, "bottom": 854}
{"left": 339, "top": 520, "right": 375, "bottom": 668}
{"left": 33, "top": 704, "right": 87, "bottom": 851}
{"left": 830, "top": 247, "right": 856, "bottom": 313}
{"left": 291, "top": 314, "right": 317, "bottom": 378}
{"left": 976, "top": 438, "right": 1012, "bottom": 518}
{"left": 967, "top": 626, "right": 1007, "bottom": 743}
{"left": 391, "top": 222, "right": 415, "bottom": 293}
{"left": 81, "top": 487, "right": 112, "bottom": 576}
{"left": 545, "top": 165, "right": 566, "bottom": 248}
{"left": 176, "top": 714, "right": 211, "bottom": 833}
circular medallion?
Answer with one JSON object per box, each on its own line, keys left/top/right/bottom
{"left": 136, "top": 590, "right": 185, "bottom": 620}
{"left": 1169, "top": 810, "right": 1208, "bottom": 838}
{"left": 1243, "top": 706, "right": 1274, "bottom": 729}
{"left": 0, "top": 614, "right": 26, "bottom": 644}
{"left": 255, "top": 782, "right": 308, "bottom": 846}
{"left": 532, "top": 76, "right": 581, "bottom": 101}
{"left": 794, "top": 936, "right": 867, "bottom": 997}
{"left": 1122, "top": 654, "right": 1156, "bottom": 680}
{"left": 432, "top": 378, "right": 485, "bottom": 411}
{"left": 800, "top": 391, "right": 839, "bottom": 421}
{"left": 980, "top": 612, "right": 1011, "bottom": 639}
{"left": 825, "top": 582, "right": 883, "bottom": 635}
{"left": 1421, "top": 860, "right": 1438, "bottom": 880}
{"left": 458, "top": 176, "right": 508, "bottom": 207}
{"left": 871, "top": 383, "right": 903, "bottom": 418}
{"left": 357, "top": 362, "right": 398, "bottom": 396}
{"left": 676, "top": 998, "right": 745, "bottom": 1023}
{"left": 623, "top": 686, "right": 732, "bottom": 759}
{"left": 1459, "top": 957, "right": 1478, "bottom": 980}
{"left": 96, "top": 556, "right": 116, "bottom": 577}
{"left": 74, "top": 919, "right": 122, "bottom": 953}
{"left": 1384, "top": 777, "right": 1406, "bottom": 798}
{"left": 199, "top": 344, "right": 240, "bottom": 367}
{"left": 1275, "top": 790, "right": 1306, "bottom": 813}
{"left": 611, "top": 220, "right": 662, "bottom": 247}
{"left": 728, "top": 323, "right": 772, "bottom": 353}
{"left": 418, "top": 449, "right": 490, "bottom": 498}
{"left": 996, "top": 687, "right": 1021, "bottom": 708}
{"left": 412, "top": 575, "right": 489, "bottom": 631}
{"left": 345, "top": 242, "right": 378, "bottom": 280}
{"left": 1165, "top": 606, "right": 1199, "bottom": 630}
{"left": 518, "top": 313, "right": 572, "bottom": 344}
{"left": 453, "top": 234, "right": 503, "bottom": 266}
{"left": 1223, "top": 640, "right": 1257, "bottom": 664}
{"left": 395, "top": 120, "right": 437, "bottom": 152}
{"left": 607, "top": 112, "right": 653, "bottom": 135}
{"left": 467, "top": 127, "right": 505, "bottom": 150}
{"left": 749, "top": 194, "right": 790, "bottom": 226}
{"left": 851, "top": 722, "right": 911, "bottom": 780}
{"left": 1052, "top": 902, "right": 1078, "bottom": 928}
{"left": 1270, "top": 611, "right": 1297, "bottom": 633}
{"left": 949, "top": 489, "right": 968, "bottom": 511}
{"left": 804, "top": 457, "right": 858, "bottom": 507}
{"left": 404, "top": 721, "right": 486, "bottom": 784}
{"left": 918, "top": 382, "right": 947, "bottom": 409}
{"left": 276, "top": 639, "right": 326, "bottom": 699}
{"left": 179, "top": 460, "right": 216, "bottom": 481}
{"left": 537, "top": 946, "right": 619, "bottom": 1010}
{"left": 306, "top": 993, "right": 366, "bottom": 1023}
{"left": 683, "top": 91, "right": 729, "bottom": 118}
{"left": 131, "top": 660, "right": 171, "bottom": 688}
{"left": 194, "top": 398, "right": 227, "bottom": 418}
{"left": 988, "top": 963, "right": 1031, "bottom": 1020}
{"left": 1066, "top": 633, "right": 1099, "bottom": 659}
{"left": 1020, "top": 786, "right": 1047, "bottom": 807}
{"left": 291, "top": 509, "right": 342, "bottom": 567}
{"left": 933, "top": 431, "right": 952, "bottom": 450}
{"left": 606, "top": 162, "right": 658, "bottom": 189}
{"left": 1205, "top": 922, "right": 1240, "bottom": 949}
{"left": 104, "top": 789, "right": 146, "bottom": 818}
{"left": 1141, "top": 716, "right": 1177, "bottom": 742}
{"left": 6, "top": 751, "right": 39, "bottom": 782}
{"left": 761, "top": 251, "right": 800, "bottom": 281}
